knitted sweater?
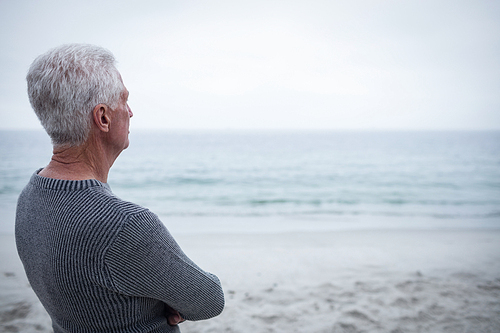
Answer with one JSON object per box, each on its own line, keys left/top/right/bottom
{"left": 15, "top": 170, "right": 224, "bottom": 333}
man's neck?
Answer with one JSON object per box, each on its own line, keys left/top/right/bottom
{"left": 38, "top": 139, "right": 114, "bottom": 183}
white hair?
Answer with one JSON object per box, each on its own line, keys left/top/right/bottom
{"left": 26, "top": 44, "right": 125, "bottom": 147}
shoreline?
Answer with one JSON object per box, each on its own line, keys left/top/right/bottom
{"left": 2, "top": 229, "right": 500, "bottom": 332}
{"left": 159, "top": 214, "right": 500, "bottom": 236}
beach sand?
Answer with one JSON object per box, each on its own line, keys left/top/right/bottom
{"left": 1, "top": 229, "right": 500, "bottom": 332}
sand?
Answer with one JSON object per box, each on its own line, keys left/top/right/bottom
{"left": 1, "top": 229, "right": 500, "bottom": 333}
{"left": 0, "top": 234, "right": 51, "bottom": 332}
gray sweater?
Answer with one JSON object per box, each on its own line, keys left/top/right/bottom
{"left": 15, "top": 170, "right": 224, "bottom": 332}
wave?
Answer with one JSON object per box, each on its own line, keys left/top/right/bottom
{"left": 152, "top": 209, "right": 500, "bottom": 220}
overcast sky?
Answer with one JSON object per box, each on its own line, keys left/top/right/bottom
{"left": 1, "top": 0, "right": 499, "bottom": 130}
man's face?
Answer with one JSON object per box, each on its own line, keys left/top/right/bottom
{"left": 110, "top": 85, "right": 133, "bottom": 151}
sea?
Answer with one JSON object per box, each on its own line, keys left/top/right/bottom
{"left": 1, "top": 130, "right": 499, "bottom": 234}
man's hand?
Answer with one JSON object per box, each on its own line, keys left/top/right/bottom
{"left": 165, "top": 305, "right": 185, "bottom": 326}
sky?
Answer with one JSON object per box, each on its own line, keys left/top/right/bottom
{"left": 0, "top": 0, "right": 499, "bottom": 131}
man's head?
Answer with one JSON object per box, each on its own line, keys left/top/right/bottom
{"left": 27, "top": 44, "right": 125, "bottom": 147}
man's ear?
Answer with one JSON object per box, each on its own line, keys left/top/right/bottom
{"left": 93, "top": 104, "right": 111, "bottom": 132}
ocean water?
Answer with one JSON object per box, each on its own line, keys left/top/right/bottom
{"left": 1, "top": 130, "right": 499, "bottom": 233}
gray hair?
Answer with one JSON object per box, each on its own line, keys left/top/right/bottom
{"left": 26, "top": 44, "right": 125, "bottom": 146}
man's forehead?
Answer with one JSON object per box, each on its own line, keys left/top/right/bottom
{"left": 121, "top": 89, "right": 129, "bottom": 99}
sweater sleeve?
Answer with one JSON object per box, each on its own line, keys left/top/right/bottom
{"left": 104, "top": 210, "right": 224, "bottom": 321}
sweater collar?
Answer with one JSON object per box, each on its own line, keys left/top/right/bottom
{"left": 31, "top": 168, "right": 111, "bottom": 192}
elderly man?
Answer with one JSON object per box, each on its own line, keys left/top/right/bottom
{"left": 15, "top": 44, "right": 224, "bottom": 332}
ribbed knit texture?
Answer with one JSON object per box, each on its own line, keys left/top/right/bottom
{"left": 15, "top": 170, "right": 224, "bottom": 333}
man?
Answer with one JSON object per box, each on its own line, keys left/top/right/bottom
{"left": 16, "top": 44, "right": 224, "bottom": 332}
